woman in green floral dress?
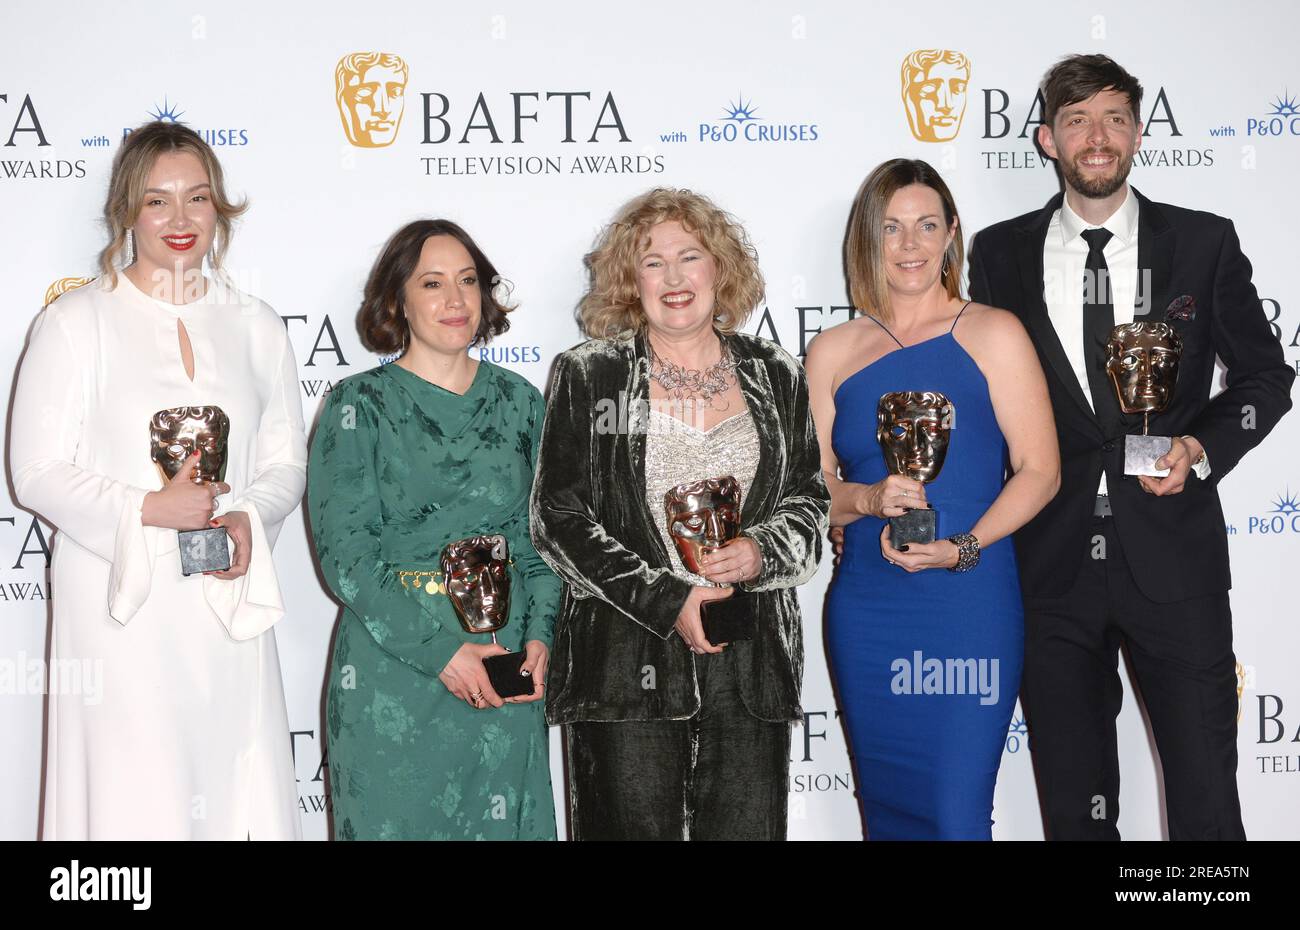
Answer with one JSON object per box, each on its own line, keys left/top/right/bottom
{"left": 308, "top": 220, "right": 560, "bottom": 840}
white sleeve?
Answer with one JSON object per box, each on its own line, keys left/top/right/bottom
{"left": 224, "top": 322, "right": 308, "bottom": 543}
{"left": 10, "top": 308, "right": 170, "bottom": 618}
{"left": 206, "top": 321, "right": 308, "bottom": 640}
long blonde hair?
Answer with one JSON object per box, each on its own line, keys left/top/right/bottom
{"left": 579, "top": 188, "right": 765, "bottom": 339}
{"left": 98, "top": 121, "right": 247, "bottom": 285}
{"left": 845, "top": 158, "right": 963, "bottom": 324}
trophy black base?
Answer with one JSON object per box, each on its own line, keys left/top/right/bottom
{"left": 889, "top": 508, "right": 937, "bottom": 547}
{"left": 484, "top": 651, "right": 534, "bottom": 698}
{"left": 178, "top": 527, "right": 231, "bottom": 576}
{"left": 1124, "top": 434, "right": 1173, "bottom": 477}
{"left": 701, "top": 589, "right": 752, "bottom": 646}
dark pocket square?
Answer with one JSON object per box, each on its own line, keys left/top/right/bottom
{"left": 1164, "top": 294, "right": 1196, "bottom": 322}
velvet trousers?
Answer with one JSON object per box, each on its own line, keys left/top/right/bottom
{"left": 565, "top": 647, "right": 792, "bottom": 840}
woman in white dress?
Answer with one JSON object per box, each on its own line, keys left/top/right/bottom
{"left": 9, "top": 121, "right": 306, "bottom": 839}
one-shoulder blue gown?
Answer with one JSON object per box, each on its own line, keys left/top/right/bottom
{"left": 827, "top": 310, "right": 1023, "bottom": 840}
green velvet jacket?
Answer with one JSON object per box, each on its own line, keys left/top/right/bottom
{"left": 530, "top": 329, "right": 829, "bottom": 725}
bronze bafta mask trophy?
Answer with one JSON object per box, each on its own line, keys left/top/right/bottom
{"left": 877, "top": 391, "right": 954, "bottom": 546}
{"left": 1106, "top": 322, "right": 1183, "bottom": 476}
{"left": 150, "top": 406, "right": 232, "bottom": 576}
{"left": 664, "top": 476, "right": 750, "bottom": 646}
{"left": 439, "top": 534, "right": 533, "bottom": 698}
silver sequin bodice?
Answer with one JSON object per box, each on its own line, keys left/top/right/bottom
{"left": 644, "top": 408, "right": 761, "bottom": 585}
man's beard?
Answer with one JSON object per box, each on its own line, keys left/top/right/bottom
{"left": 1060, "top": 147, "right": 1134, "bottom": 199}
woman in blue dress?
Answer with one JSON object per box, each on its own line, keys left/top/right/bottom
{"left": 806, "top": 159, "right": 1060, "bottom": 839}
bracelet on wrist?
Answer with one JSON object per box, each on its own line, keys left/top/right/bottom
{"left": 946, "top": 533, "right": 981, "bottom": 573}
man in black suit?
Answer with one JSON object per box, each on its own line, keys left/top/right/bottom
{"left": 967, "top": 54, "right": 1294, "bottom": 840}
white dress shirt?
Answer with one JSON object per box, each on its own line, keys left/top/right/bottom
{"left": 1042, "top": 186, "right": 1207, "bottom": 494}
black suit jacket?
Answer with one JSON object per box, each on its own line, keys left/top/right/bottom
{"left": 968, "top": 188, "right": 1294, "bottom": 603}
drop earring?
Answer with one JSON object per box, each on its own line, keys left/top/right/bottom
{"left": 125, "top": 228, "right": 136, "bottom": 266}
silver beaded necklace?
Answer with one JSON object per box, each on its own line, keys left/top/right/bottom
{"left": 647, "top": 335, "right": 739, "bottom": 411}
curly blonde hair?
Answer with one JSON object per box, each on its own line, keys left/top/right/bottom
{"left": 579, "top": 188, "right": 765, "bottom": 338}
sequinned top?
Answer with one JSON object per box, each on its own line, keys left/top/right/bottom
{"left": 644, "top": 407, "right": 761, "bottom": 585}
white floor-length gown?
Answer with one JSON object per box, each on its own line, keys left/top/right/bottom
{"left": 9, "top": 272, "right": 306, "bottom": 839}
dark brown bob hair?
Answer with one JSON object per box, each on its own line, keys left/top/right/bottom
{"left": 357, "top": 219, "right": 514, "bottom": 354}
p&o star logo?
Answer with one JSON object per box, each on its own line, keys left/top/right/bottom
{"left": 901, "top": 49, "right": 971, "bottom": 142}
{"left": 1241, "top": 90, "right": 1300, "bottom": 138}
{"left": 335, "top": 52, "right": 409, "bottom": 148}
{"left": 123, "top": 98, "right": 249, "bottom": 146}
{"left": 148, "top": 96, "right": 185, "bottom": 123}
{"left": 723, "top": 94, "right": 759, "bottom": 125}
{"left": 1272, "top": 489, "right": 1300, "bottom": 513}
{"left": 1269, "top": 91, "right": 1297, "bottom": 117}
{"left": 1244, "top": 488, "right": 1300, "bottom": 536}
{"left": 691, "top": 93, "right": 818, "bottom": 144}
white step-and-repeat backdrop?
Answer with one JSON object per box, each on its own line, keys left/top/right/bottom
{"left": 2, "top": 0, "right": 1297, "bottom": 840}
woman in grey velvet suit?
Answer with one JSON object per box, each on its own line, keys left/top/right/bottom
{"left": 530, "top": 188, "right": 829, "bottom": 840}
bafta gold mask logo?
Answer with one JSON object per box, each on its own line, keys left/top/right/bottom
{"left": 43, "top": 276, "right": 94, "bottom": 308}
{"left": 335, "top": 52, "right": 409, "bottom": 148}
{"left": 901, "top": 49, "right": 971, "bottom": 143}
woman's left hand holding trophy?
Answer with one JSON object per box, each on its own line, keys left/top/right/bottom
{"left": 697, "top": 537, "right": 762, "bottom": 585}
{"left": 206, "top": 510, "right": 252, "bottom": 580}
